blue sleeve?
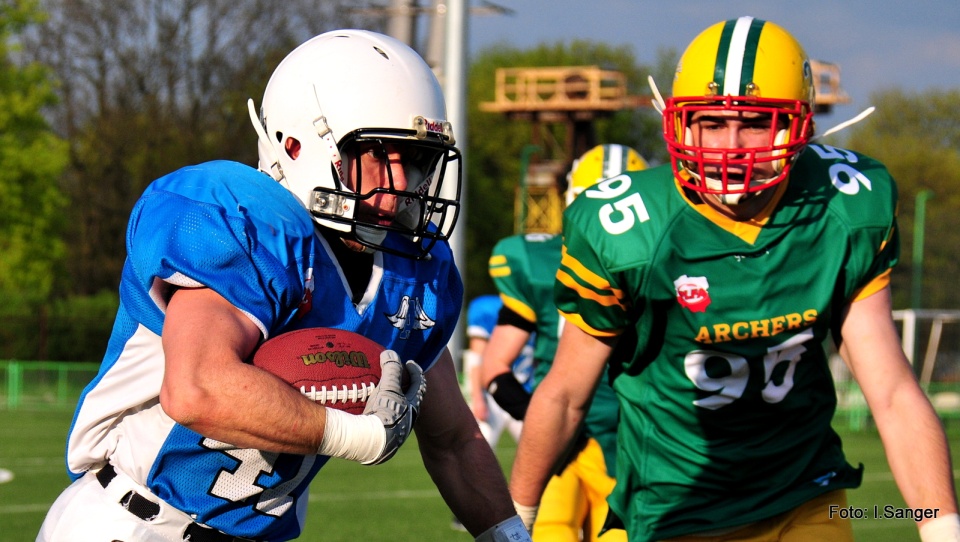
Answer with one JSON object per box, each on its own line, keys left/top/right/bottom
{"left": 466, "top": 295, "right": 501, "bottom": 340}
{"left": 122, "top": 161, "right": 318, "bottom": 337}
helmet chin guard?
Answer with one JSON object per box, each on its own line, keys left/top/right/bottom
{"left": 249, "top": 29, "right": 461, "bottom": 259}
{"left": 304, "top": 129, "right": 461, "bottom": 258}
{"left": 665, "top": 96, "right": 811, "bottom": 202}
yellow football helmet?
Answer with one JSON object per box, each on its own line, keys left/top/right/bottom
{"left": 664, "top": 16, "right": 815, "bottom": 202}
{"left": 565, "top": 144, "right": 648, "bottom": 206}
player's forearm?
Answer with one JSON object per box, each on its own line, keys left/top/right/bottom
{"left": 839, "top": 289, "right": 959, "bottom": 529}
{"left": 469, "top": 363, "right": 486, "bottom": 403}
{"left": 416, "top": 352, "right": 519, "bottom": 533}
{"left": 509, "top": 380, "right": 584, "bottom": 506}
{"left": 418, "top": 427, "right": 516, "bottom": 535}
{"left": 511, "top": 323, "right": 610, "bottom": 506}
{"left": 162, "top": 362, "right": 328, "bottom": 454}
{"left": 480, "top": 324, "right": 531, "bottom": 387}
{"left": 874, "top": 383, "right": 958, "bottom": 527}
{"left": 162, "top": 287, "right": 329, "bottom": 454}
{"left": 481, "top": 353, "right": 515, "bottom": 389}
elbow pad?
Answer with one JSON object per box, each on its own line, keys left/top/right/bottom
{"left": 487, "top": 373, "right": 531, "bottom": 420}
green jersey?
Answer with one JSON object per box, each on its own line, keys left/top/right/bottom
{"left": 556, "top": 145, "right": 899, "bottom": 541}
{"left": 489, "top": 233, "right": 619, "bottom": 475}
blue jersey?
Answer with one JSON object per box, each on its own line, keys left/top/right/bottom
{"left": 64, "top": 160, "right": 463, "bottom": 541}
{"left": 466, "top": 295, "right": 534, "bottom": 392}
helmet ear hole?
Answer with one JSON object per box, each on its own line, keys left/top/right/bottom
{"left": 284, "top": 137, "right": 301, "bottom": 160}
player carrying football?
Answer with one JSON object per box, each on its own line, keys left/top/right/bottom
{"left": 38, "top": 30, "right": 528, "bottom": 542}
{"left": 509, "top": 16, "right": 959, "bottom": 542}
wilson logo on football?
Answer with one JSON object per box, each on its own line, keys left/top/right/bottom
{"left": 300, "top": 351, "right": 371, "bottom": 369}
{"left": 674, "top": 274, "right": 711, "bottom": 313}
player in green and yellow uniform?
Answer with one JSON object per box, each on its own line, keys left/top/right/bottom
{"left": 509, "top": 16, "right": 959, "bottom": 542}
{"left": 484, "top": 145, "right": 647, "bottom": 541}
{"left": 486, "top": 233, "right": 562, "bottom": 386}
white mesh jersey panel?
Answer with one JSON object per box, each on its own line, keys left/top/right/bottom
{"left": 66, "top": 323, "right": 170, "bottom": 482}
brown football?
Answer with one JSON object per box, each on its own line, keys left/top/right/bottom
{"left": 252, "top": 327, "right": 383, "bottom": 415}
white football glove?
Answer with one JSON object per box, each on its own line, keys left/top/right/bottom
{"left": 360, "top": 349, "right": 425, "bottom": 465}
{"left": 317, "top": 349, "right": 425, "bottom": 465}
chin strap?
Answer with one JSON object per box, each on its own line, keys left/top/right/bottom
{"left": 648, "top": 75, "right": 666, "bottom": 115}
{"left": 247, "top": 98, "right": 284, "bottom": 182}
{"left": 812, "top": 106, "right": 876, "bottom": 141}
{"left": 716, "top": 192, "right": 748, "bottom": 206}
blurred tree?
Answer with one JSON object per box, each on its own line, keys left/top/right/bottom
{"left": 843, "top": 88, "right": 960, "bottom": 310}
{"left": 4, "top": 1, "right": 374, "bottom": 360}
{"left": 0, "top": 0, "right": 68, "bottom": 306}
{"left": 463, "top": 41, "right": 677, "bottom": 301}
{"left": 22, "top": 0, "right": 373, "bottom": 297}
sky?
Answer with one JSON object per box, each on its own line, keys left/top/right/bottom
{"left": 466, "top": 0, "right": 960, "bottom": 124}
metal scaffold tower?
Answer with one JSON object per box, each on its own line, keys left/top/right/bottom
{"left": 480, "top": 65, "right": 649, "bottom": 233}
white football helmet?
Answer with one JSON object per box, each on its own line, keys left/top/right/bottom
{"left": 248, "top": 29, "right": 461, "bottom": 259}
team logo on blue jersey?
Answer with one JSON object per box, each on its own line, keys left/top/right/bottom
{"left": 386, "top": 295, "right": 436, "bottom": 339}
{"left": 674, "top": 274, "right": 711, "bottom": 313}
{"left": 295, "top": 268, "right": 315, "bottom": 320}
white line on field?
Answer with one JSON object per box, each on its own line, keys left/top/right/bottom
{"left": 0, "top": 489, "right": 443, "bottom": 515}
{"left": 309, "top": 489, "right": 440, "bottom": 502}
{"left": 3, "top": 471, "right": 958, "bottom": 516}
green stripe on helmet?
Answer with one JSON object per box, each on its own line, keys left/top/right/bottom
{"left": 739, "top": 18, "right": 765, "bottom": 95}
{"left": 714, "top": 20, "right": 735, "bottom": 93}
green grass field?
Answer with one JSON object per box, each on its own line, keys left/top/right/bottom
{"left": 1, "top": 408, "right": 957, "bottom": 541}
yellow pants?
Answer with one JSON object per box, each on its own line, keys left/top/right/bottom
{"left": 662, "top": 489, "right": 854, "bottom": 542}
{"left": 533, "top": 437, "right": 626, "bottom": 542}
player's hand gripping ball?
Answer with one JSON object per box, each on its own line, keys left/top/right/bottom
{"left": 252, "top": 327, "right": 383, "bottom": 415}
